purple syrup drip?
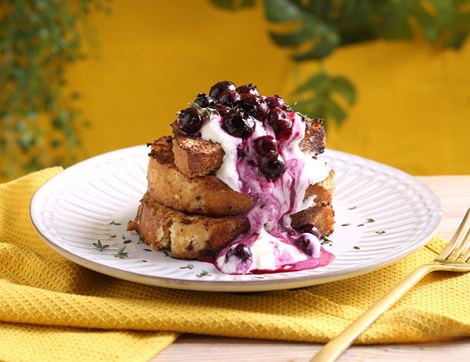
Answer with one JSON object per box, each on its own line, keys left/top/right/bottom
{"left": 208, "top": 111, "right": 334, "bottom": 274}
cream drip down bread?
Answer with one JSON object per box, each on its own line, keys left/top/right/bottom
{"left": 128, "top": 81, "right": 335, "bottom": 274}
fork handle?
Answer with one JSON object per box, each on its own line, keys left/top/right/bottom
{"left": 311, "top": 264, "right": 436, "bottom": 362}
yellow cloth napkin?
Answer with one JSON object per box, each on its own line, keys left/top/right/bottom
{"left": 1, "top": 168, "right": 470, "bottom": 362}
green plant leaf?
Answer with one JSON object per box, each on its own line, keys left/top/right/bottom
{"left": 291, "top": 70, "right": 356, "bottom": 127}
{"left": 331, "top": 76, "right": 356, "bottom": 104}
{"left": 264, "top": 0, "right": 302, "bottom": 22}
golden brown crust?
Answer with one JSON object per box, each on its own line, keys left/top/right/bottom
{"left": 148, "top": 157, "right": 254, "bottom": 216}
{"left": 148, "top": 137, "right": 333, "bottom": 217}
{"left": 291, "top": 204, "right": 335, "bottom": 236}
{"left": 129, "top": 193, "right": 334, "bottom": 260}
{"left": 171, "top": 117, "right": 325, "bottom": 178}
{"left": 172, "top": 135, "right": 225, "bottom": 178}
{"left": 128, "top": 193, "right": 250, "bottom": 259}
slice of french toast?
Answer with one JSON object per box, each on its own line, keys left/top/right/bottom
{"left": 128, "top": 193, "right": 334, "bottom": 260}
{"left": 128, "top": 193, "right": 250, "bottom": 259}
{"left": 171, "top": 117, "right": 325, "bottom": 178}
{"left": 148, "top": 136, "right": 333, "bottom": 216}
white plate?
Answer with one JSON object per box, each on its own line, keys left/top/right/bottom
{"left": 30, "top": 146, "right": 442, "bottom": 292}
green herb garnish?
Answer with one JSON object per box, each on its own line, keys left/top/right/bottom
{"left": 163, "top": 251, "right": 171, "bottom": 257}
{"left": 367, "top": 218, "right": 375, "bottom": 223}
{"left": 357, "top": 224, "right": 364, "bottom": 227}
{"left": 180, "top": 264, "right": 194, "bottom": 270}
{"left": 353, "top": 246, "right": 360, "bottom": 250}
{"left": 110, "top": 220, "right": 121, "bottom": 225}
{"left": 341, "top": 223, "right": 350, "bottom": 227}
{"left": 348, "top": 206, "right": 357, "bottom": 210}
{"left": 196, "top": 270, "right": 210, "bottom": 278}
{"left": 114, "top": 246, "right": 128, "bottom": 259}
{"left": 110, "top": 234, "right": 116, "bottom": 238}
{"left": 123, "top": 239, "right": 132, "bottom": 244}
{"left": 375, "top": 230, "right": 386, "bottom": 235}
{"left": 93, "top": 240, "right": 109, "bottom": 252}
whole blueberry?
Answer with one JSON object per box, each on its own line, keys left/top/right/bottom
{"left": 259, "top": 155, "right": 286, "bottom": 180}
{"left": 253, "top": 135, "right": 277, "bottom": 158}
{"left": 222, "top": 109, "right": 255, "bottom": 139}
{"left": 178, "top": 107, "right": 203, "bottom": 134}
{"left": 209, "top": 81, "right": 236, "bottom": 99}
{"left": 194, "top": 93, "right": 215, "bottom": 108}
{"left": 218, "top": 90, "right": 241, "bottom": 107}
{"left": 265, "top": 95, "right": 288, "bottom": 110}
{"left": 236, "top": 84, "right": 260, "bottom": 96}
{"left": 238, "top": 94, "right": 269, "bottom": 120}
{"left": 215, "top": 104, "right": 231, "bottom": 116}
{"left": 268, "top": 107, "right": 292, "bottom": 140}
{"left": 226, "top": 244, "right": 252, "bottom": 262}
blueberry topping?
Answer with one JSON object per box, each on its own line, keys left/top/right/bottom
{"left": 238, "top": 94, "right": 269, "bottom": 120}
{"left": 227, "top": 244, "right": 252, "bottom": 262}
{"left": 265, "top": 95, "right": 288, "bottom": 110}
{"left": 214, "top": 104, "right": 231, "bottom": 116}
{"left": 295, "top": 234, "right": 314, "bottom": 256}
{"left": 259, "top": 155, "right": 286, "bottom": 180}
{"left": 296, "top": 224, "right": 321, "bottom": 239}
{"left": 194, "top": 93, "right": 215, "bottom": 108}
{"left": 254, "top": 135, "right": 277, "bottom": 158}
{"left": 268, "top": 107, "right": 292, "bottom": 140}
{"left": 236, "top": 84, "right": 260, "bottom": 96}
{"left": 222, "top": 109, "right": 255, "bottom": 139}
{"left": 218, "top": 90, "right": 241, "bottom": 107}
{"left": 209, "top": 81, "right": 236, "bottom": 99}
{"left": 178, "top": 107, "right": 203, "bottom": 134}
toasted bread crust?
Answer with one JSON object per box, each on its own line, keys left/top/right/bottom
{"left": 149, "top": 137, "right": 333, "bottom": 216}
{"left": 171, "top": 116, "right": 325, "bottom": 178}
{"left": 172, "top": 135, "right": 225, "bottom": 177}
{"left": 129, "top": 193, "right": 250, "bottom": 259}
{"left": 291, "top": 204, "right": 335, "bottom": 236}
{"left": 148, "top": 157, "right": 254, "bottom": 216}
{"left": 129, "top": 194, "right": 334, "bottom": 260}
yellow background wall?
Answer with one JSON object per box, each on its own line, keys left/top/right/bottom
{"left": 68, "top": 0, "right": 470, "bottom": 175}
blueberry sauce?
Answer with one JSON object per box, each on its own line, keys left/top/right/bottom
{"left": 196, "top": 84, "right": 333, "bottom": 274}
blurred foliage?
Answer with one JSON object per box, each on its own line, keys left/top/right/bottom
{"left": 0, "top": 0, "right": 110, "bottom": 179}
{"left": 211, "top": 0, "right": 470, "bottom": 126}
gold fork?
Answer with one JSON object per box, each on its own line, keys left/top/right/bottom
{"left": 311, "top": 208, "right": 470, "bottom": 362}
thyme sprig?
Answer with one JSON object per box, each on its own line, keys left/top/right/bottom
{"left": 114, "top": 246, "right": 128, "bottom": 259}
{"left": 93, "top": 240, "right": 109, "bottom": 252}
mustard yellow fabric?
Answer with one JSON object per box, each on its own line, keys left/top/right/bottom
{"left": 67, "top": 0, "right": 470, "bottom": 175}
{"left": 1, "top": 168, "right": 470, "bottom": 362}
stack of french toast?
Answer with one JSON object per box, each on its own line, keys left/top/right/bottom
{"left": 128, "top": 82, "right": 334, "bottom": 262}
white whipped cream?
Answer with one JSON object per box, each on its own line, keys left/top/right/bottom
{"left": 200, "top": 114, "right": 242, "bottom": 192}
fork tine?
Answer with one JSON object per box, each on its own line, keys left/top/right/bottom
{"left": 438, "top": 208, "right": 470, "bottom": 261}
{"left": 459, "top": 228, "right": 470, "bottom": 262}
{"left": 448, "top": 226, "right": 470, "bottom": 262}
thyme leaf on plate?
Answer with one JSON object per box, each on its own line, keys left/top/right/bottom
{"left": 180, "top": 264, "right": 194, "bottom": 270}
{"left": 114, "top": 246, "right": 128, "bottom": 259}
{"left": 110, "top": 220, "right": 122, "bottom": 225}
{"left": 93, "top": 240, "right": 109, "bottom": 252}
{"left": 375, "top": 230, "right": 386, "bottom": 235}
{"left": 196, "top": 270, "right": 210, "bottom": 278}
